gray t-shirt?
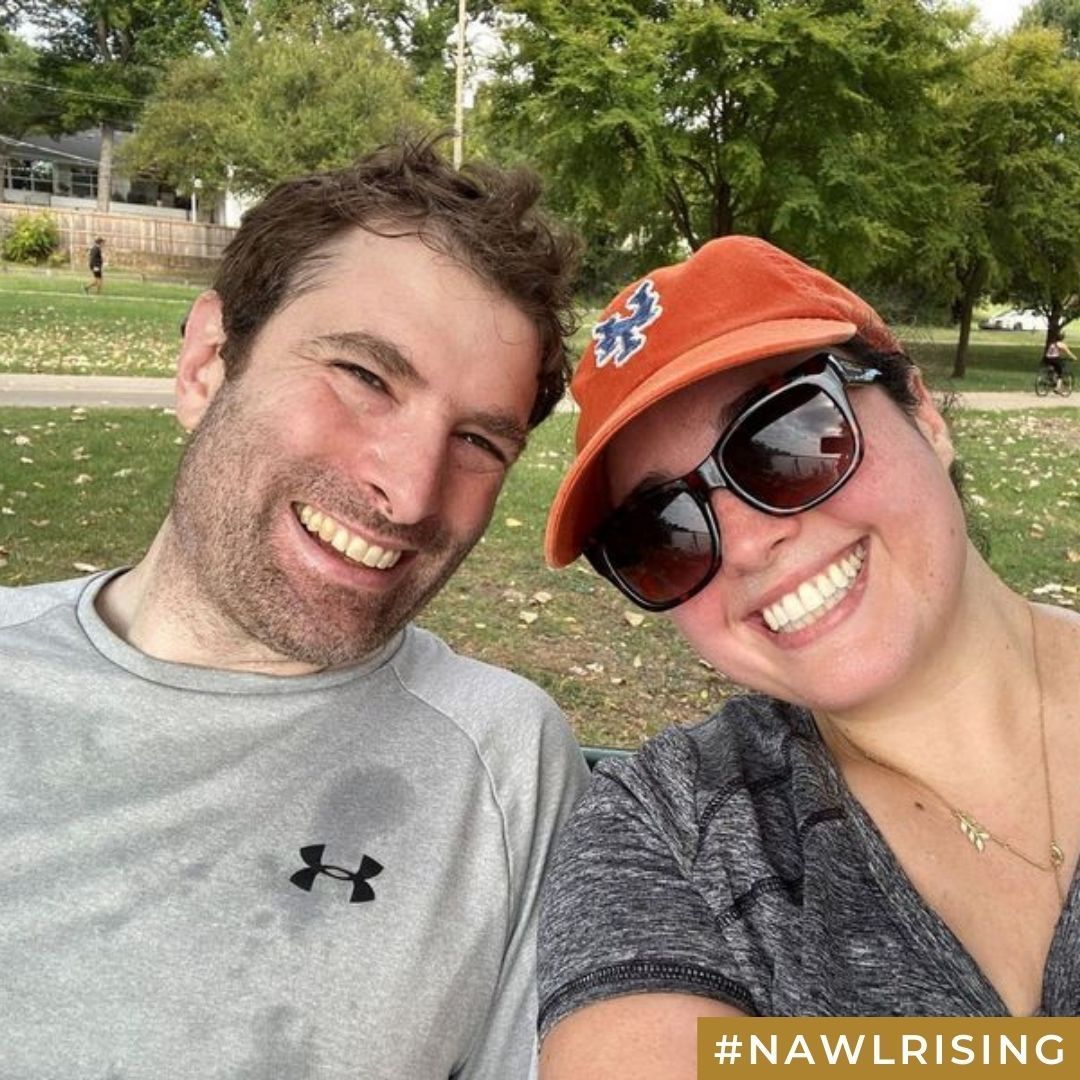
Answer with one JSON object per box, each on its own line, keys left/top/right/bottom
{"left": 538, "top": 695, "right": 1080, "bottom": 1026}
{"left": 1, "top": 572, "right": 589, "bottom": 1079}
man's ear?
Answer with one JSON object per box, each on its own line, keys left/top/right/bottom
{"left": 175, "top": 291, "right": 227, "bottom": 431}
{"left": 908, "top": 367, "right": 954, "bottom": 469}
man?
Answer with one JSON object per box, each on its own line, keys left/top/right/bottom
{"left": 84, "top": 235, "right": 104, "bottom": 293}
{"left": 1, "top": 140, "right": 588, "bottom": 1079}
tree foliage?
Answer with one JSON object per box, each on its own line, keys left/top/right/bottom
{"left": 1020, "top": 0, "right": 1080, "bottom": 58}
{"left": 917, "top": 27, "right": 1080, "bottom": 375}
{"left": 121, "top": 1, "right": 433, "bottom": 198}
{"left": 482, "top": 0, "right": 970, "bottom": 293}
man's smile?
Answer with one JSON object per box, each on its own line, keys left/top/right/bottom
{"left": 296, "top": 503, "right": 405, "bottom": 569}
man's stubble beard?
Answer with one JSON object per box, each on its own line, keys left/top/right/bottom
{"left": 167, "top": 379, "right": 482, "bottom": 669}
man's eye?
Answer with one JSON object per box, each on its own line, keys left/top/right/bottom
{"left": 459, "top": 431, "right": 507, "bottom": 465}
{"left": 335, "top": 363, "right": 388, "bottom": 393}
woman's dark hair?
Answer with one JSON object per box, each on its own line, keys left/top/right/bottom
{"left": 213, "top": 136, "right": 579, "bottom": 427}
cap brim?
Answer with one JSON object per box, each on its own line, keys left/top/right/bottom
{"left": 544, "top": 317, "right": 857, "bottom": 567}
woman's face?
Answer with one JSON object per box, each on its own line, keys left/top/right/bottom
{"left": 603, "top": 349, "right": 968, "bottom": 715}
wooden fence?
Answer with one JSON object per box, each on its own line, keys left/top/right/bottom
{"left": 0, "top": 203, "right": 235, "bottom": 275}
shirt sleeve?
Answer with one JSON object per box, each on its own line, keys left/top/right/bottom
{"left": 537, "top": 727, "right": 757, "bottom": 1038}
{"left": 455, "top": 701, "right": 590, "bottom": 1080}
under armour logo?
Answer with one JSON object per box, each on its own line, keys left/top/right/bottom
{"left": 290, "top": 844, "right": 384, "bottom": 903}
{"left": 592, "top": 279, "right": 663, "bottom": 369}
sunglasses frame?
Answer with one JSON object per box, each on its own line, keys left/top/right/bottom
{"left": 585, "top": 352, "right": 883, "bottom": 611}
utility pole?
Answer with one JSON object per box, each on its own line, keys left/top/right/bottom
{"left": 453, "top": 0, "right": 467, "bottom": 168}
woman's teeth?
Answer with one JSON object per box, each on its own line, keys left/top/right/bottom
{"left": 761, "top": 544, "right": 866, "bottom": 633}
{"left": 297, "top": 504, "right": 402, "bottom": 570}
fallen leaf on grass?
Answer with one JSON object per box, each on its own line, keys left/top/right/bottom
{"left": 72, "top": 562, "right": 101, "bottom": 573}
{"left": 623, "top": 611, "right": 645, "bottom": 628}
{"left": 501, "top": 588, "right": 526, "bottom": 604}
{"left": 531, "top": 590, "right": 553, "bottom": 605}
{"left": 518, "top": 610, "right": 539, "bottom": 625}
{"left": 585, "top": 662, "right": 605, "bottom": 673}
{"left": 1067, "top": 550, "right": 1080, "bottom": 564}
{"left": 73, "top": 473, "right": 94, "bottom": 485}
{"left": 505, "top": 517, "right": 524, "bottom": 528}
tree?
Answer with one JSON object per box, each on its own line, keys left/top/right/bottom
{"left": 122, "top": 2, "right": 433, "bottom": 201}
{"left": 481, "top": 0, "right": 969, "bottom": 292}
{"left": 1021, "top": 0, "right": 1080, "bottom": 58}
{"left": 12, "top": 2, "right": 223, "bottom": 210}
{"left": 0, "top": 28, "right": 55, "bottom": 193}
{"left": 921, "top": 27, "right": 1080, "bottom": 376}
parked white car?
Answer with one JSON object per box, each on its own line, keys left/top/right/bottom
{"left": 978, "top": 308, "right": 1048, "bottom": 332}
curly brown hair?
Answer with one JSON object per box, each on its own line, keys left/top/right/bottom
{"left": 212, "top": 136, "right": 579, "bottom": 426}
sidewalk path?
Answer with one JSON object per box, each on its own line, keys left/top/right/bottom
{"left": 0, "top": 373, "right": 1077, "bottom": 411}
{"left": 0, "top": 374, "right": 175, "bottom": 409}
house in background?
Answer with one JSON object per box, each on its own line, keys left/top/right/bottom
{"left": 1, "top": 129, "right": 248, "bottom": 226}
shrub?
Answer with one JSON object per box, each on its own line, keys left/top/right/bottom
{"left": 2, "top": 213, "right": 61, "bottom": 263}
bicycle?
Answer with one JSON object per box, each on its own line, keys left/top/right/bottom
{"left": 1035, "top": 362, "right": 1074, "bottom": 397}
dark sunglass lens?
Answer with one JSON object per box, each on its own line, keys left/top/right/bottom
{"left": 724, "top": 386, "right": 855, "bottom": 510}
{"left": 603, "top": 489, "right": 716, "bottom": 605}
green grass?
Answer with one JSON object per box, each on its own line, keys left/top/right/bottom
{"left": 0, "top": 267, "right": 201, "bottom": 377}
{"left": 0, "top": 269, "right": 1062, "bottom": 391}
{"left": 2, "top": 405, "right": 1076, "bottom": 748}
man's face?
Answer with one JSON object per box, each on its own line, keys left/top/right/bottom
{"left": 169, "top": 229, "right": 540, "bottom": 668}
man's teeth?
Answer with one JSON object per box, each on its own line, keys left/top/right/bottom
{"left": 297, "top": 504, "right": 402, "bottom": 570}
{"left": 761, "top": 544, "right": 866, "bottom": 634}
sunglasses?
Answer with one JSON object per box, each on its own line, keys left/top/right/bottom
{"left": 585, "top": 352, "right": 883, "bottom": 611}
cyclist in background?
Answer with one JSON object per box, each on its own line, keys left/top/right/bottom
{"left": 1043, "top": 332, "right": 1075, "bottom": 392}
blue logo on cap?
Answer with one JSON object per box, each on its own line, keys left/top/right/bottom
{"left": 592, "top": 279, "right": 663, "bottom": 369}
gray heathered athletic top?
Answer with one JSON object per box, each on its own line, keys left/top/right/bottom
{"left": 1, "top": 572, "right": 589, "bottom": 1079}
{"left": 538, "top": 695, "right": 1080, "bottom": 1026}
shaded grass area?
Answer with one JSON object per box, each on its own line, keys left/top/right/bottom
{"left": 2, "top": 405, "right": 1076, "bottom": 748}
{"left": 0, "top": 268, "right": 200, "bottom": 377}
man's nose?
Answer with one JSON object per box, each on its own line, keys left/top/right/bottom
{"left": 710, "top": 488, "right": 801, "bottom": 576}
{"left": 360, "top": 424, "right": 447, "bottom": 527}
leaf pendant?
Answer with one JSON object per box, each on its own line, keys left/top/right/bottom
{"left": 955, "top": 811, "right": 989, "bottom": 853}
{"left": 1050, "top": 842, "right": 1065, "bottom": 869}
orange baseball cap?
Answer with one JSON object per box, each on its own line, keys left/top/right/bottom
{"left": 545, "top": 235, "right": 897, "bottom": 567}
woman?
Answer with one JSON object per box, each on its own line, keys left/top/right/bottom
{"left": 537, "top": 237, "right": 1080, "bottom": 1074}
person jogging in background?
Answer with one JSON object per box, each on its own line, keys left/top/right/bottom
{"left": 83, "top": 236, "right": 104, "bottom": 294}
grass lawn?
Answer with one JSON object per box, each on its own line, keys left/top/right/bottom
{"left": 2, "top": 404, "right": 1076, "bottom": 748}
{"left": 0, "top": 268, "right": 1063, "bottom": 392}
{"left": 0, "top": 266, "right": 201, "bottom": 377}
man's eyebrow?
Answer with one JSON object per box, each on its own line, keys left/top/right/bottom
{"left": 311, "top": 330, "right": 528, "bottom": 453}
{"left": 310, "top": 331, "right": 426, "bottom": 386}
{"left": 466, "top": 409, "right": 529, "bottom": 454}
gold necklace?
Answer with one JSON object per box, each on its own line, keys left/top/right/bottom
{"left": 824, "top": 605, "right": 1064, "bottom": 897}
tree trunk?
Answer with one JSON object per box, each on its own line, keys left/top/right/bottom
{"left": 951, "top": 262, "right": 985, "bottom": 379}
{"left": 97, "top": 122, "right": 114, "bottom": 213}
{"left": 1046, "top": 297, "right": 1064, "bottom": 349}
